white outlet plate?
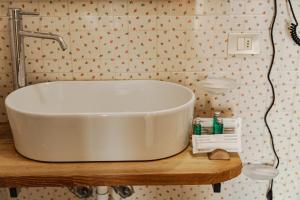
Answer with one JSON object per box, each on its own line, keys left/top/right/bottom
{"left": 228, "top": 33, "right": 260, "bottom": 55}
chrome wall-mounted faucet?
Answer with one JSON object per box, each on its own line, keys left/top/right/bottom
{"left": 8, "top": 8, "right": 68, "bottom": 89}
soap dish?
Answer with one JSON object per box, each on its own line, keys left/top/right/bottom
{"left": 199, "top": 77, "right": 237, "bottom": 94}
{"left": 243, "top": 163, "right": 279, "bottom": 181}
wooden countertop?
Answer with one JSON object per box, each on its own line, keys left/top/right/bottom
{"left": 0, "top": 123, "right": 242, "bottom": 187}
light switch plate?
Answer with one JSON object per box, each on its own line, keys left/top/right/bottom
{"left": 228, "top": 33, "right": 260, "bottom": 55}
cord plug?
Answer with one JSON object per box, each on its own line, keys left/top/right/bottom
{"left": 266, "top": 189, "right": 273, "bottom": 200}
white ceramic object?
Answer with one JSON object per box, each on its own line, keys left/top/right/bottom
{"left": 199, "top": 77, "right": 237, "bottom": 94}
{"left": 243, "top": 163, "right": 279, "bottom": 181}
{"left": 192, "top": 118, "right": 242, "bottom": 154}
{"left": 5, "top": 80, "right": 195, "bottom": 162}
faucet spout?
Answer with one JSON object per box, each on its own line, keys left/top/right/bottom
{"left": 18, "top": 31, "right": 68, "bottom": 51}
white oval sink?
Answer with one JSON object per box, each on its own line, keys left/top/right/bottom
{"left": 5, "top": 80, "right": 195, "bottom": 162}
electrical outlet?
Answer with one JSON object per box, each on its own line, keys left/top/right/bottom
{"left": 228, "top": 33, "right": 260, "bottom": 55}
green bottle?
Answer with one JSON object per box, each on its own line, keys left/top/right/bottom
{"left": 193, "top": 118, "right": 202, "bottom": 135}
{"left": 218, "top": 117, "right": 224, "bottom": 134}
{"left": 213, "top": 112, "right": 223, "bottom": 134}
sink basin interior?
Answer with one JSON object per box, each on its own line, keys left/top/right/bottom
{"left": 6, "top": 80, "right": 194, "bottom": 115}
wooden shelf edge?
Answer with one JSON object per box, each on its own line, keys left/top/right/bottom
{"left": 0, "top": 164, "right": 242, "bottom": 187}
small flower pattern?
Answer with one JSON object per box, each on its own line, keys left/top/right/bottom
{"left": 0, "top": 0, "right": 299, "bottom": 200}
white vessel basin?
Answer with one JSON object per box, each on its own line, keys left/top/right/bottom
{"left": 5, "top": 80, "right": 195, "bottom": 162}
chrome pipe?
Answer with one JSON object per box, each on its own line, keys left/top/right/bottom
{"left": 8, "top": 8, "right": 25, "bottom": 89}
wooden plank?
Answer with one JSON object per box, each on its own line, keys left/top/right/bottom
{"left": 0, "top": 123, "right": 242, "bottom": 187}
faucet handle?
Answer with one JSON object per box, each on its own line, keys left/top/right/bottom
{"left": 20, "top": 11, "right": 40, "bottom": 16}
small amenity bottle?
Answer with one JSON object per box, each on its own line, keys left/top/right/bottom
{"left": 193, "top": 118, "right": 202, "bottom": 135}
{"left": 212, "top": 112, "right": 224, "bottom": 134}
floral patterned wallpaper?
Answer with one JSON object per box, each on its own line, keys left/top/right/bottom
{"left": 0, "top": 0, "right": 299, "bottom": 199}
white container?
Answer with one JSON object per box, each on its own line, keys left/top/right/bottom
{"left": 192, "top": 118, "right": 242, "bottom": 154}
{"left": 5, "top": 80, "right": 195, "bottom": 162}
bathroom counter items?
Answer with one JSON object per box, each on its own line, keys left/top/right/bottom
{"left": 0, "top": 123, "right": 242, "bottom": 187}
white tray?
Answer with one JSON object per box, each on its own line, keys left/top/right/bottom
{"left": 192, "top": 118, "right": 242, "bottom": 154}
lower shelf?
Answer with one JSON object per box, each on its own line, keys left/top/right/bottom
{"left": 0, "top": 123, "right": 242, "bottom": 187}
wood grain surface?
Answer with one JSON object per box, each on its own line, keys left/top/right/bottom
{"left": 0, "top": 123, "right": 242, "bottom": 187}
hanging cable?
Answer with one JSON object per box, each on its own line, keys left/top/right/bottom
{"left": 265, "top": 0, "right": 280, "bottom": 199}
{"left": 287, "top": 0, "right": 300, "bottom": 45}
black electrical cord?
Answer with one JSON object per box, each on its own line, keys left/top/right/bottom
{"left": 265, "top": 0, "right": 280, "bottom": 199}
{"left": 287, "top": 0, "right": 300, "bottom": 45}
